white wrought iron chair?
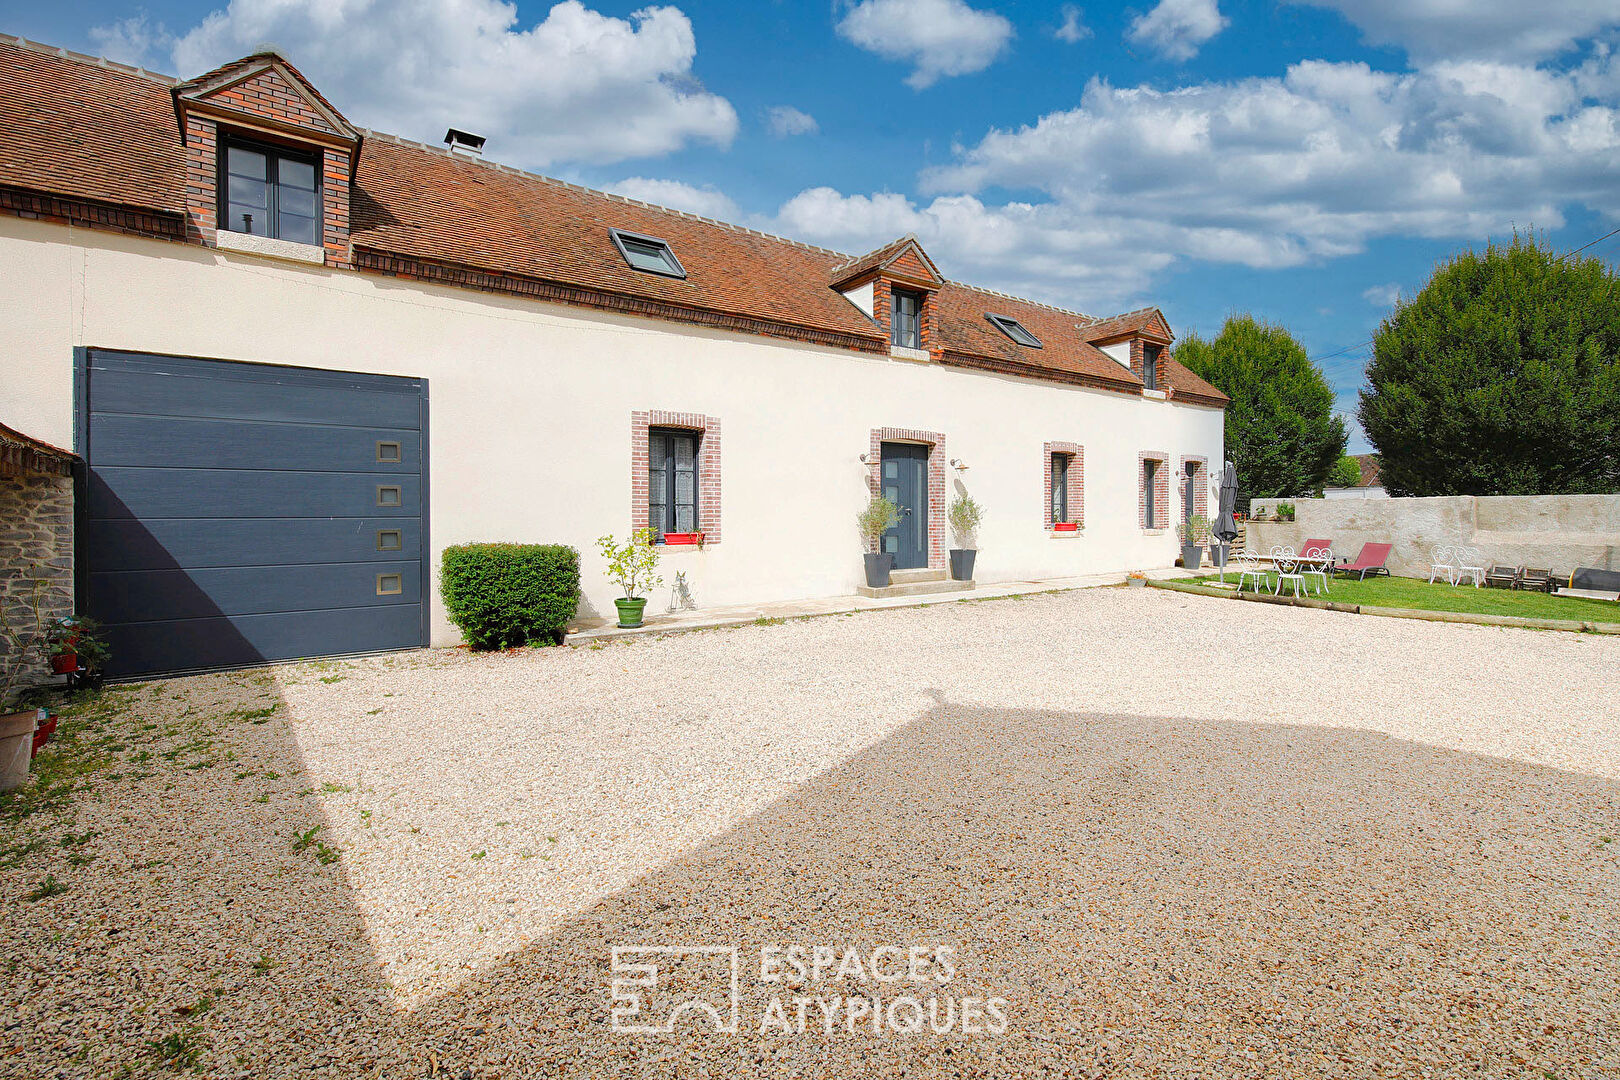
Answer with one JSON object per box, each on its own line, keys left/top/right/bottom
{"left": 1428, "top": 544, "right": 1457, "bottom": 585}
{"left": 1271, "top": 546, "right": 1307, "bottom": 597}
{"left": 1233, "top": 550, "right": 1270, "bottom": 592}
{"left": 1300, "top": 547, "right": 1332, "bottom": 596}
{"left": 1454, "top": 546, "right": 1485, "bottom": 588}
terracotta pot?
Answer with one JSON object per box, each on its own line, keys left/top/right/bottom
{"left": 1, "top": 710, "right": 39, "bottom": 792}
{"left": 50, "top": 652, "right": 78, "bottom": 674}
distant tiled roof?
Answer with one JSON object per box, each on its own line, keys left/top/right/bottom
{"left": 1355, "top": 454, "right": 1382, "bottom": 488}
{"left": 0, "top": 35, "right": 1227, "bottom": 407}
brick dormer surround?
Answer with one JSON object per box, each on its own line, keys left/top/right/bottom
{"left": 832, "top": 237, "right": 944, "bottom": 359}
{"left": 173, "top": 52, "right": 360, "bottom": 267}
{"left": 1129, "top": 339, "right": 1170, "bottom": 395}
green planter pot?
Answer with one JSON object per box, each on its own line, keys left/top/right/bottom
{"left": 614, "top": 597, "right": 649, "bottom": 628}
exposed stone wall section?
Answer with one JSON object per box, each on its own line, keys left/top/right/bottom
{"left": 0, "top": 475, "right": 73, "bottom": 696}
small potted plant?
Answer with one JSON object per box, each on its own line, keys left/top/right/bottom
{"left": 1126, "top": 572, "right": 1148, "bottom": 588}
{"left": 947, "top": 495, "right": 983, "bottom": 582}
{"left": 1053, "top": 515, "right": 1081, "bottom": 533}
{"left": 42, "top": 616, "right": 107, "bottom": 676}
{"left": 1176, "top": 513, "right": 1210, "bottom": 570}
{"left": 858, "top": 495, "right": 900, "bottom": 588}
{"left": 597, "top": 528, "right": 662, "bottom": 628}
{"left": 1276, "top": 502, "right": 1296, "bottom": 522}
{"left": 0, "top": 574, "right": 48, "bottom": 791}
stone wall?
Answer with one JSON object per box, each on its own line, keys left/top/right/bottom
{"left": 1, "top": 474, "right": 73, "bottom": 697}
{"left": 1246, "top": 494, "right": 1620, "bottom": 579}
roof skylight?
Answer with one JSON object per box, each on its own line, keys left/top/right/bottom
{"left": 986, "top": 313, "right": 1042, "bottom": 348}
{"left": 610, "top": 228, "right": 686, "bottom": 278}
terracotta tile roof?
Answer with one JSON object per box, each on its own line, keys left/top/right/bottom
{"left": 350, "top": 134, "right": 885, "bottom": 343}
{"left": 0, "top": 37, "right": 185, "bottom": 215}
{"left": 0, "top": 419, "right": 77, "bottom": 477}
{"left": 1354, "top": 454, "right": 1382, "bottom": 488}
{"left": 1080, "top": 307, "right": 1172, "bottom": 344}
{"left": 829, "top": 234, "right": 942, "bottom": 287}
{"left": 0, "top": 34, "right": 1227, "bottom": 407}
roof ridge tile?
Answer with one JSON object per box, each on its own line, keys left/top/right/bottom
{"left": 0, "top": 32, "right": 177, "bottom": 86}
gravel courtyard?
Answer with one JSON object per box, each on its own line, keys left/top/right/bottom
{"left": 3, "top": 586, "right": 1618, "bottom": 1078}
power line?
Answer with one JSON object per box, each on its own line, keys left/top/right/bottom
{"left": 1556, "top": 223, "right": 1620, "bottom": 262}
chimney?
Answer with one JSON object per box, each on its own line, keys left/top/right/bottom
{"left": 444, "top": 128, "right": 486, "bottom": 159}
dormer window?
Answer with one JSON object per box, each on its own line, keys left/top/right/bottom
{"left": 1141, "top": 343, "right": 1161, "bottom": 390}
{"left": 987, "top": 313, "right": 1042, "bottom": 348}
{"left": 891, "top": 287, "right": 922, "bottom": 349}
{"left": 612, "top": 229, "right": 686, "bottom": 278}
{"left": 221, "top": 137, "right": 319, "bottom": 245}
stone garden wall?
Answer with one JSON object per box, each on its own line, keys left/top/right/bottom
{"left": 1, "top": 474, "right": 74, "bottom": 695}
{"left": 1246, "top": 494, "right": 1620, "bottom": 580}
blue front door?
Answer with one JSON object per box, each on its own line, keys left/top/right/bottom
{"left": 881, "top": 442, "right": 929, "bottom": 570}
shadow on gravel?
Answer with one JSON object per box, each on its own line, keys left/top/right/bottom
{"left": 392, "top": 703, "right": 1620, "bottom": 1078}
{"left": 7, "top": 694, "right": 1619, "bottom": 1078}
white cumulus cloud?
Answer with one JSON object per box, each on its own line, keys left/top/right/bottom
{"left": 766, "top": 48, "right": 1620, "bottom": 313}
{"left": 1054, "top": 5, "right": 1092, "bottom": 44}
{"left": 94, "top": 0, "right": 739, "bottom": 169}
{"left": 1293, "top": 0, "right": 1620, "bottom": 62}
{"left": 836, "top": 0, "right": 1015, "bottom": 89}
{"left": 1362, "top": 283, "right": 1401, "bottom": 305}
{"left": 1127, "top": 0, "right": 1228, "bottom": 62}
{"left": 765, "top": 106, "right": 819, "bottom": 138}
{"left": 607, "top": 177, "right": 741, "bottom": 221}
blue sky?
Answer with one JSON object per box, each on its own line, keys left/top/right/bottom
{"left": 10, "top": 1, "right": 1620, "bottom": 451}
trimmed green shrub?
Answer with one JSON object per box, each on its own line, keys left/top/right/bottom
{"left": 440, "top": 543, "right": 580, "bottom": 650}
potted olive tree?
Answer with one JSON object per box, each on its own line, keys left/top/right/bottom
{"left": 947, "top": 495, "right": 983, "bottom": 581}
{"left": 597, "top": 528, "right": 662, "bottom": 628}
{"left": 1176, "top": 513, "right": 1210, "bottom": 570}
{"left": 858, "top": 495, "right": 899, "bottom": 588}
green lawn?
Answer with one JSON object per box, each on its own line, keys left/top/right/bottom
{"left": 1192, "top": 572, "right": 1620, "bottom": 623}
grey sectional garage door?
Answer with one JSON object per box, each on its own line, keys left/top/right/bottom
{"left": 80, "top": 350, "right": 427, "bottom": 678}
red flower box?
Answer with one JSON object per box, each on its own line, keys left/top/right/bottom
{"left": 662, "top": 532, "right": 704, "bottom": 546}
{"left": 1053, "top": 522, "right": 1079, "bottom": 532}
{"left": 50, "top": 652, "right": 79, "bottom": 674}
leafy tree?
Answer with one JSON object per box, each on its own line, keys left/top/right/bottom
{"left": 1330, "top": 454, "right": 1364, "bottom": 488}
{"left": 1175, "top": 314, "right": 1346, "bottom": 508}
{"left": 1360, "top": 234, "right": 1620, "bottom": 496}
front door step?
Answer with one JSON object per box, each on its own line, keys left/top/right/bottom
{"left": 890, "top": 567, "right": 947, "bottom": 585}
{"left": 856, "top": 577, "right": 974, "bottom": 600}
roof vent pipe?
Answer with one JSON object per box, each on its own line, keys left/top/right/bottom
{"left": 444, "top": 128, "right": 486, "bottom": 158}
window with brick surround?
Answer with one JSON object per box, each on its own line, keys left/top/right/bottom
{"left": 648, "top": 428, "right": 698, "bottom": 537}
{"left": 631, "top": 411, "right": 721, "bottom": 543}
{"left": 1044, "top": 441, "right": 1083, "bottom": 528}
{"left": 1139, "top": 452, "right": 1170, "bottom": 529}
{"left": 219, "top": 137, "right": 320, "bottom": 244}
{"left": 891, "top": 287, "right": 922, "bottom": 349}
{"left": 1140, "top": 343, "right": 1161, "bottom": 390}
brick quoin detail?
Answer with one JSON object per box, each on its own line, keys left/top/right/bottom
{"left": 321, "top": 148, "right": 352, "bottom": 267}
{"left": 1178, "top": 455, "right": 1209, "bottom": 532}
{"left": 870, "top": 275, "right": 940, "bottom": 356}
{"left": 182, "top": 116, "right": 219, "bottom": 245}
{"left": 868, "top": 427, "right": 947, "bottom": 570}
{"left": 1138, "top": 450, "right": 1170, "bottom": 530}
{"left": 630, "top": 410, "right": 721, "bottom": 544}
{"left": 1043, "top": 441, "right": 1084, "bottom": 529}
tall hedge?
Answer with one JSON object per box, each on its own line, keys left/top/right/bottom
{"left": 1174, "top": 314, "right": 1347, "bottom": 507}
{"left": 1359, "top": 234, "right": 1620, "bottom": 496}
{"left": 440, "top": 543, "right": 580, "bottom": 649}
